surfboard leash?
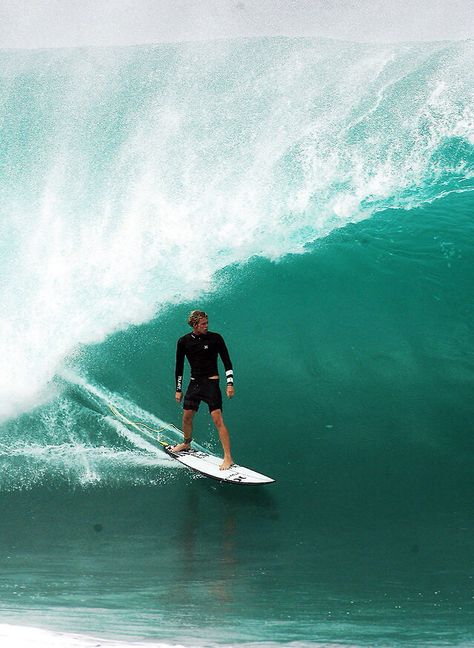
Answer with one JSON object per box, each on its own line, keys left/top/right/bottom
{"left": 107, "top": 402, "right": 177, "bottom": 448}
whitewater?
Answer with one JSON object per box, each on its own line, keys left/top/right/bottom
{"left": 1, "top": 37, "right": 473, "bottom": 420}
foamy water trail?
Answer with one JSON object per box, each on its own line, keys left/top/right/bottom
{"left": 0, "top": 38, "right": 473, "bottom": 419}
{"left": 0, "top": 372, "right": 183, "bottom": 490}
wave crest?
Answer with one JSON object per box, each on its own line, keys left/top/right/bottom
{"left": 1, "top": 37, "right": 473, "bottom": 418}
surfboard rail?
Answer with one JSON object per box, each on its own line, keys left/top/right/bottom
{"left": 164, "top": 445, "right": 275, "bottom": 485}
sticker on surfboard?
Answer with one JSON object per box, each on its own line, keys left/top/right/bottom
{"left": 164, "top": 445, "right": 275, "bottom": 485}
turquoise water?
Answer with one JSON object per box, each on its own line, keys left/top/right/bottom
{"left": 0, "top": 37, "right": 473, "bottom": 646}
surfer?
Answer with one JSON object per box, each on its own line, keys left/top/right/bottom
{"left": 171, "top": 310, "right": 235, "bottom": 470}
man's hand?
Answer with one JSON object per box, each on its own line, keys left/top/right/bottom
{"left": 226, "top": 385, "right": 235, "bottom": 399}
{"left": 175, "top": 391, "right": 182, "bottom": 403}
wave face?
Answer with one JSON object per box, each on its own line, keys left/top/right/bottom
{"left": 0, "top": 37, "right": 473, "bottom": 646}
{"left": 1, "top": 37, "right": 474, "bottom": 418}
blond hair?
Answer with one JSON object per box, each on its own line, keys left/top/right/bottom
{"left": 188, "top": 310, "right": 208, "bottom": 327}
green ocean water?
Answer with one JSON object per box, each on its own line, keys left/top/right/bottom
{"left": 0, "top": 37, "right": 473, "bottom": 646}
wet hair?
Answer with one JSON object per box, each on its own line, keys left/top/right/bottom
{"left": 188, "top": 310, "right": 208, "bottom": 327}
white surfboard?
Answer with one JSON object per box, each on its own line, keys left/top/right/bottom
{"left": 164, "top": 446, "right": 275, "bottom": 485}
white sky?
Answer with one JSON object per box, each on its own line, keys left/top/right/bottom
{"left": 0, "top": 0, "right": 473, "bottom": 49}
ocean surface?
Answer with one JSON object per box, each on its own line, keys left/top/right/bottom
{"left": 0, "top": 36, "right": 473, "bottom": 647}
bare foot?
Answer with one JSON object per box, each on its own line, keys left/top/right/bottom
{"left": 219, "top": 457, "right": 234, "bottom": 470}
{"left": 169, "top": 442, "right": 190, "bottom": 453}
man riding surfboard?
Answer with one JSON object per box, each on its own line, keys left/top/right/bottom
{"left": 171, "top": 310, "right": 235, "bottom": 470}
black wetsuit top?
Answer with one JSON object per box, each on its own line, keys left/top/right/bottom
{"left": 175, "top": 331, "right": 234, "bottom": 392}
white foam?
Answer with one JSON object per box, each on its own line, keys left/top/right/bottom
{"left": 0, "top": 371, "right": 183, "bottom": 489}
{"left": 0, "top": 624, "right": 182, "bottom": 648}
{"left": 0, "top": 623, "right": 350, "bottom": 648}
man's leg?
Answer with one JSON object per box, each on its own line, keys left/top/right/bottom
{"left": 211, "top": 409, "right": 234, "bottom": 470}
{"left": 170, "top": 409, "right": 195, "bottom": 452}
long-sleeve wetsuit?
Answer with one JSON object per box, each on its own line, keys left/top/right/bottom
{"left": 175, "top": 331, "right": 234, "bottom": 392}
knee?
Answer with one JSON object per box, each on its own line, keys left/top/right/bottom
{"left": 211, "top": 410, "right": 224, "bottom": 427}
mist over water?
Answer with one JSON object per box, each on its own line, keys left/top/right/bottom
{"left": 1, "top": 0, "right": 473, "bottom": 48}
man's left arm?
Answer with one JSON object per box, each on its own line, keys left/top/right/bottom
{"left": 217, "top": 334, "right": 235, "bottom": 399}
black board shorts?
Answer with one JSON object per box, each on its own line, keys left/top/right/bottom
{"left": 183, "top": 378, "right": 223, "bottom": 413}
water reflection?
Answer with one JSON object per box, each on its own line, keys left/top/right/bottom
{"left": 166, "top": 478, "right": 278, "bottom": 613}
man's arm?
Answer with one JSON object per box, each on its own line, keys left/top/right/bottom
{"left": 175, "top": 337, "right": 185, "bottom": 402}
{"left": 217, "top": 334, "right": 234, "bottom": 398}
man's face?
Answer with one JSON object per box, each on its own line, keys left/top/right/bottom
{"left": 194, "top": 317, "right": 208, "bottom": 335}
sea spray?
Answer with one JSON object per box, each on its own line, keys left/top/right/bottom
{"left": 0, "top": 372, "right": 182, "bottom": 490}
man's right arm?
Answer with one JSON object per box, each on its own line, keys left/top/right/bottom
{"left": 175, "top": 337, "right": 185, "bottom": 401}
